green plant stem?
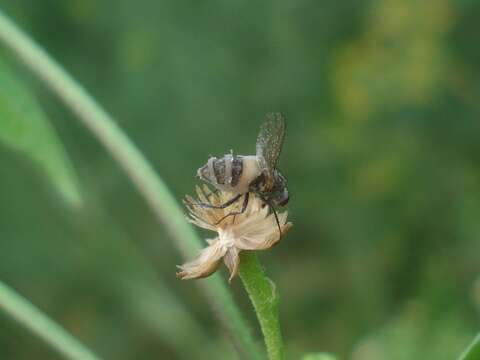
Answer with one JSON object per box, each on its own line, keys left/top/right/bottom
{"left": 239, "top": 252, "right": 284, "bottom": 360}
{"left": 458, "top": 333, "right": 480, "bottom": 360}
{"left": 0, "top": 9, "right": 261, "bottom": 360}
{"left": 0, "top": 281, "right": 100, "bottom": 360}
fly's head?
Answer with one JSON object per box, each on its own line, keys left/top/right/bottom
{"left": 269, "top": 170, "right": 289, "bottom": 206}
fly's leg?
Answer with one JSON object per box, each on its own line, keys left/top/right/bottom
{"left": 214, "top": 193, "right": 250, "bottom": 225}
{"left": 187, "top": 193, "right": 242, "bottom": 210}
{"left": 260, "top": 195, "right": 282, "bottom": 237}
{"left": 271, "top": 206, "right": 282, "bottom": 237}
{"left": 184, "top": 193, "right": 243, "bottom": 227}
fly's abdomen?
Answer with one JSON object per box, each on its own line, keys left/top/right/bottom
{"left": 197, "top": 155, "right": 244, "bottom": 192}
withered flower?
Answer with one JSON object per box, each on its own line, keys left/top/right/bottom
{"left": 177, "top": 186, "right": 292, "bottom": 281}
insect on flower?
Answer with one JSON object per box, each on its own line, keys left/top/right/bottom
{"left": 190, "top": 112, "right": 289, "bottom": 234}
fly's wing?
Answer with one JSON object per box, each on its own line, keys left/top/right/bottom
{"left": 255, "top": 112, "right": 286, "bottom": 178}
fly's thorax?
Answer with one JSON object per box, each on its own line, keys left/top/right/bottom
{"left": 249, "top": 169, "right": 289, "bottom": 206}
{"left": 197, "top": 154, "right": 261, "bottom": 193}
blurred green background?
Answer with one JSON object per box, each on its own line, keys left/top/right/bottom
{"left": 1, "top": 0, "right": 479, "bottom": 359}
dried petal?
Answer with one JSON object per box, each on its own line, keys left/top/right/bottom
{"left": 187, "top": 212, "right": 217, "bottom": 232}
{"left": 177, "top": 238, "right": 226, "bottom": 279}
{"left": 235, "top": 211, "right": 290, "bottom": 250}
{"left": 195, "top": 185, "right": 209, "bottom": 204}
{"left": 256, "top": 221, "right": 292, "bottom": 249}
{"left": 223, "top": 247, "right": 240, "bottom": 282}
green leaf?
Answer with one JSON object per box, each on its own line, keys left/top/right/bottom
{"left": 458, "top": 334, "right": 480, "bottom": 360}
{"left": 0, "top": 58, "right": 81, "bottom": 205}
{"left": 0, "top": 281, "right": 100, "bottom": 360}
{"left": 302, "top": 353, "right": 337, "bottom": 360}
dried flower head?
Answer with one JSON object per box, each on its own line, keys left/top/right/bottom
{"left": 177, "top": 185, "right": 292, "bottom": 281}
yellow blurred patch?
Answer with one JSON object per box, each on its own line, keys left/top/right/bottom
{"left": 332, "top": 0, "right": 453, "bottom": 122}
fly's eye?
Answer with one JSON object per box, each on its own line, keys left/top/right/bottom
{"left": 277, "top": 188, "right": 289, "bottom": 206}
{"left": 278, "top": 196, "right": 289, "bottom": 206}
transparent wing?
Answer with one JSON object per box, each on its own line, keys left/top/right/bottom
{"left": 255, "top": 112, "right": 286, "bottom": 174}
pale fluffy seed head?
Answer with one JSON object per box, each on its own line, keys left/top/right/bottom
{"left": 177, "top": 185, "right": 292, "bottom": 281}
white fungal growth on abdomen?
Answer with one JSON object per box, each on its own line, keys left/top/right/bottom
{"left": 197, "top": 155, "right": 261, "bottom": 194}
